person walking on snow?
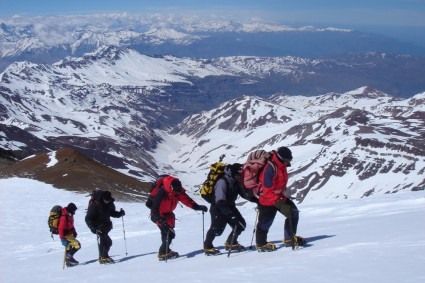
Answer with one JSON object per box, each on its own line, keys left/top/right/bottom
{"left": 85, "top": 190, "right": 125, "bottom": 264}
{"left": 58, "top": 202, "right": 80, "bottom": 267}
{"left": 203, "top": 163, "right": 254, "bottom": 255}
{"left": 255, "top": 146, "right": 305, "bottom": 252}
{"left": 150, "top": 175, "right": 208, "bottom": 261}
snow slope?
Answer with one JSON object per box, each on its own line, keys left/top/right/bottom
{"left": 1, "top": 178, "right": 424, "bottom": 283}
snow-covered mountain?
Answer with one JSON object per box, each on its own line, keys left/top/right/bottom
{"left": 2, "top": 13, "right": 425, "bottom": 73}
{"left": 0, "top": 14, "right": 350, "bottom": 57}
{"left": 159, "top": 87, "right": 425, "bottom": 202}
{"left": 0, "top": 47, "right": 425, "bottom": 200}
{"left": 0, "top": 46, "right": 424, "bottom": 201}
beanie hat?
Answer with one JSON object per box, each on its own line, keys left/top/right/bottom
{"left": 171, "top": 179, "right": 182, "bottom": 192}
{"left": 101, "top": 191, "right": 112, "bottom": 201}
{"left": 66, "top": 202, "right": 77, "bottom": 214}
{"left": 276, "top": 146, "right": 293, "bottom": 162}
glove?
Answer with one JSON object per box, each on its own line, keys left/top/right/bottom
{"left": 120, "top": 208, "right": 125, "bottom": 217}
{"left": 194, "top": 204, "right": 208, "bottom": 212}
{"left": 60, "top": 238, "right": 69, "bottom": 248}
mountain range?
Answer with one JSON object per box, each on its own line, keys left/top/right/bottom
{"left": 0, "top": 15, "right": 424, "bottom": 202}
{"left": 2, "top": 14, "right": 425, "bottom": 72}
{"left": 162, "top": 87, "right": 425, "bottom": 202}
{"left": 1, "top": 47, "right": 424, "bottom": 201}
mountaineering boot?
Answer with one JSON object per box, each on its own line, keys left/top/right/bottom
{"left": 65, "top": 253, "right": 79, "bottom": 266}
{"left": 224, "top": 242, "right": 246, "bottom": 252}
{"left": 283, "top": 239, "right": 292, "bottom": 247}
{"left": 256, "top": 242, "right": 277, "bottom": 252}
{"left": 99, "top": 257, "right": 115, "bottom": 264}
{"left": 283, "top": 236, "right": 306, "bottom": 248}
{"left": 203, "top": 247, "right": 221, "bottom": 256}
{"left": 158, "top": 250, "right": 179, "bottom": 261}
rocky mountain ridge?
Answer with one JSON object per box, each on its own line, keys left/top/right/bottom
{"left": 1, "top": 87, "right": 424, "bottom": 202}
{"left": 164, "top": 87, "right": 425, "bottom": 202}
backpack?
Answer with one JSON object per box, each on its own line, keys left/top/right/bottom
{"left": 145, "top": 175, "right": 169, "bottom": 209}
{"left": 241, "top": 150, "right": 276, "bottom": 197}
{"left": 47, "top": 205, "right": 62, "bottom": 235}
{"left": 200, "top": 155, "right": 227, "bottom": 203}
{"left": 87, "top": 189, "right": 103, "bottom": 209}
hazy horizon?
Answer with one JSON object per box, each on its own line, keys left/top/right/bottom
{"left": 1, "top": 0, "right": 424, "bottom": 47}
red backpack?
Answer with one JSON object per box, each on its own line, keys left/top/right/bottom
{"left": 241, "top": 150, "right": 276, "bottom": 197}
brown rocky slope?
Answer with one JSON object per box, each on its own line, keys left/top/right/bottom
{"left": 0, "top": 147, "right": 151, "bottom": 202}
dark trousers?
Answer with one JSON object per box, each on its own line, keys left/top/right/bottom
{"left": 159, "top": 226, "right": 176, "bottom": 254}
{"left": 204, "top": 205, "right": 246, "bottom": 248}
{"left": 97, "top": 233, "right": 113, "bottom": 258}
{"left": 256, "top": 199, "right": 299, "bottom": 246}
{"left": 280, "top": 199, "right": 299, "bottom": 240}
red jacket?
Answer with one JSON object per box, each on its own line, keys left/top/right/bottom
{"left": 258, "top": 153, "right": 289, "bottom": 206}
{"left": 151, "top": 176, "right": 196, "bottom": 227}
{"left": 58, "top": 208, "right": 76, "bottom": 239}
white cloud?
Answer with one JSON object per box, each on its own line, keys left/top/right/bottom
{"left": 33, "top": 22, "right": 74, "bottom": 46}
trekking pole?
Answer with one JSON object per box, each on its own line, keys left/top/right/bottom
{"left": 288, "top": 217, "right": 298, "bottom": 250}
{"left": 165, "top": 228, "right": 170, "bottom": 263}
{"left": 250, "top": 208, "right": 259, "bottom": 249}
{"left": 287, "top": 203, "right": 299, "bottom": 250}
{"left": 97, "top": 233, "right": 101, "bottom": 260}
{"left": 62, "top": 247, "right": 67, "bottom": 269}
{"left": 227, "top": 224, "right": 238, "bottom": 258}
{"left": 121, "top": 215, "right": 128, "bottom": 256}
{"left": 283, "top": 205, "right": 298, "bottom": 250}
{"left": 279, "top": 200, "right": 298, "bottom": 250}
{"left": 202, "top": 211, "right": 205, "bottom": 245}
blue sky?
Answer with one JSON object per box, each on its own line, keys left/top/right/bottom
{"left": 1, "top": 0, "right": 424, "bottom": 45}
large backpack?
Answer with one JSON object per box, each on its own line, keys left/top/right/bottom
{"left": 47, "top": 205, "right": 62, "bottom": 236}
{"left": 241, "top": 150, "right": 276, "bottom": 197}
{"left": 145, "top": 174, "right": 169, "bottom": 209}
{"left": 87, "top": 189, "right": 104, "bottom": 209}
{"left": 200, "top": 155, "right": 227, "bottom": 203}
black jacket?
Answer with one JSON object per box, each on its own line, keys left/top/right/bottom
{"left": 214, "top": 169, "right": 257, "bottom": 206}
{"left": 213, "top": 168, "right": 256, "bottom": 218}
{"left": 85, "top": 195, "right": 121, "bottom": 233}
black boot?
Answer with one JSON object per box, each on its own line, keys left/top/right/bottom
{"left": 66, "top": 252, "right": 79, "bottom": 266}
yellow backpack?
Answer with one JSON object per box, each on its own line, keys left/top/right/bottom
{"left": 200, "top": 155, "right": 227, "bottom": 203}
{"left": 47, "top": 205, "right": 62, "bottom": 237}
